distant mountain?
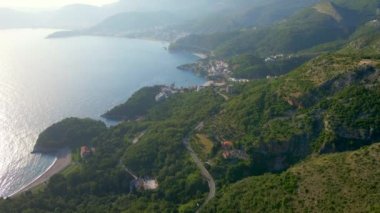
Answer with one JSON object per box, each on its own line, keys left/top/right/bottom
{"left": 47, "top": 11, "right": 186, "bottom": 39}
{"left": 40, "top": 4, "right": 110, "bottom": 29}
{"left": 48, "top": 0, "right": 320, "bottom": 39}
{"left": 171, "top": 0, "right": 379, "bottom": 57}
{"left": 184, "top": 0, "right": 320, "bottom": 33}
{"left": 88, "top": 11, "right": 183, "bottom": 34}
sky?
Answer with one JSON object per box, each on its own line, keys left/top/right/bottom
{"left": 0, "top": 0, "right": 117, "bottom": 9}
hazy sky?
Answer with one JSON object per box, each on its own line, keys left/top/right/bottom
{"left": 0, "top": 0, "right": 117, "bottom": 9}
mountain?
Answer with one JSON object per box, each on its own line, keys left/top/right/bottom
{"left": 184, "top": 0, "right": 320, "bottom": 34}
{"left": 88, "top": 11, "right": 183, "bottom": 34}
{"left": 47, "top": 10, "right": 187, "bottom": 40}
{"left": 1, "top": 1, "right": 380, "bottom": 212}
{"left": 2, "top": 27, "right": 379, "bottom": 211}
{"left": 171, "top": 0, "right": 379, "bottom": 57}
{"left": 209, "top": 53, "right": 380, "bottom": 177}
{"left": 40, "top": 4, "right": 109, "bottom": 29}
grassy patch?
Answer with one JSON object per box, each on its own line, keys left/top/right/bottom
{"left": 60, "top": 163, "right": 81, "bottom": 177}
{"left": 190, "top": 134, "right": 214, "bottom": 161}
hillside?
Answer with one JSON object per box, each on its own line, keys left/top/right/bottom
{"left": 171, "top": 0, "right": 378, "bottom": 57}
{"left": 102, "top": 86, "right": 162, "bottom": 121}
{"left": 313, "top": 1, "right": 343, "bottom": 22}
{"left": 33, "top": 118, "right": 107, "bottom": 153}
{"left": 1, "top": 31, "right": 379, "bottom": 211}
{"left": 1, "top": 1, "right": 380, "bottom": 212}
{"left": 202, "top": 53, "right": 380, "bottom": 181}
{"left": 87, "top": 11, "right": 183, "bottom": 34}
{"left": 182, "top": 0, "right": 320, "bottom": 34}
{"left": 204, "top": 142, "right": 380, "bottom": 212}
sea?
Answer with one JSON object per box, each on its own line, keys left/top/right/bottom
{"left": 0, "top": 29, "right": 204, "bottom": 198}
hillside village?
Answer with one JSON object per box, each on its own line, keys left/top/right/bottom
{"left": 170, "top": 59, "right": 251, "bottom": 99}
{"left": 177, "top": 59, "right": 238, "bottom": 81}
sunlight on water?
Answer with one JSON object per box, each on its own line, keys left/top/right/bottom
{"left": 0, "top": 29, "right": 204, "bottom": 197}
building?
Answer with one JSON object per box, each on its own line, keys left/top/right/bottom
{"left": 80, "top": 146, "right": 92, "bottom": 159}
{"left": 223, "top": 151, "right": 231, "bottom": 159}
{"left": 131, "top": 178, "right": 159, "bottom": 191}
{"left": 221, "top": 141, "right": 234, "bottom": 149}
{"left": 155, "top": 86, "right": 178, "bottom": 102}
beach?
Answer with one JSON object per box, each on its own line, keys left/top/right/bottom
{"left": 10, "top": 148, "right": 72, "bottom": 197}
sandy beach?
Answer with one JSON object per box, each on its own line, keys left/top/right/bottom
{"left": 10, "top": 148, "right": 72, "bottom": 197}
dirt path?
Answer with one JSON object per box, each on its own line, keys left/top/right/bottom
{"left": 120, "top": 160, "right": 138, "bottom": 180}
{"left": 183, "top": 137, "right": 216, "bottom": 212}
{"left": 132, "top": 131, "right": 146, "bottom": 144}
{"left": 217, "top": 91, "right": 229, "bottom": 101}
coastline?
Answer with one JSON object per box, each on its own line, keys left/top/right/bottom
{"left": 10, "top": 148, "right": 72, "bottom": 198}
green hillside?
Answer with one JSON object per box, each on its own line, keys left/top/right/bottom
{"left": 204, "top": 52, "right": 380, "bottom": 181}
{"left": 2, "top": 31, "right": 377, "bottom": 212}
{"left": 204, "top": 143, "right": 380, "bottom": 212}
{"left": 314, "top": 1, "right": 343, "bottom": 22}
{"left": 33, "top": 118, "right": 107, "bottom": 153}
{"left": 184, "top": 0, "right": 320, "bottom": 34}
{"left": 102, "top": 86, "right": 162, "bottom": 121}
{"left": 1, "top": 1, "right": 380, "bottom": 212}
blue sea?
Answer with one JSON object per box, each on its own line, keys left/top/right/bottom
{"left": 0, "top": 29, "right": 204, "bottom": 197}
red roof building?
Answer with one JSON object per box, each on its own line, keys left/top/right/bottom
{"left": 221, "top": 141, "right": 234, "bottom": 149}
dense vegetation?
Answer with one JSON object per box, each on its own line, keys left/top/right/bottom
{"left": 1, "top": 89, "right": 224, "bottom": 212}
{"left": 33, "top": 118, "right": 106, "bottom": 153}
{"left": 204, "top": 52, "right": 380, "bottom": 184}
{"left": 204, "top": 143, "right": 380, "bottom": 212}
{"left": 102, "top": 86, "right": 162, "bottom": 121}
{"left": 170, "top": 0, "right": 380, "bottom": 81}
{"left": 229, "top": 54, "right": 311, "bottom": 79}
{"left": 172, "top": 0, "right": 379, "bottom": 58}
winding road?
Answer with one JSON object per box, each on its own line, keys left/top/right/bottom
{"left": 217, "top": 91, "right": 229, "bottom": 101}
{"left": 183, "top": 137, "right": 216, "bottom": 212}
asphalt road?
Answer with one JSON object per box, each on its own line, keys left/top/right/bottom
{"left": 183, "top": 137, "right": 216, "bottom": 212}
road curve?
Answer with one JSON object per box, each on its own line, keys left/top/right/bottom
{"left": 183, "top": 137, "right": 216, "bottom": 212}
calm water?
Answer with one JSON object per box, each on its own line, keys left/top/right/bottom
{"left": 0, "top": 29, "right": 204, "bottom": 197}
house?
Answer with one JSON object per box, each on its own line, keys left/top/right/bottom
{"left": 80, "top": 146, "right": 92, "bottom": 159}
{"left": 155, "top": 86, "right": 178, "bottom": 102}
{"left": 155, "top": 92, "right": 167, "bottom": 102}
{"left": 221, "top": 141, "right": 234, "bottom": 149}
{"left": 223, "top": 151, "right": 231, "bottom": 159}
{"left": 131, "top": 177, "right": 159, "bottom": 191}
